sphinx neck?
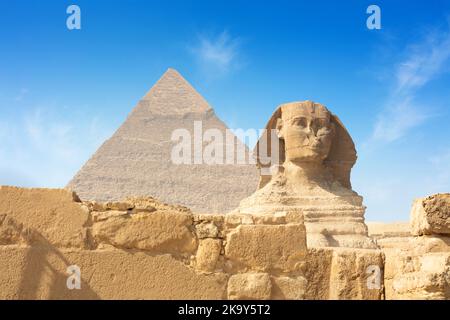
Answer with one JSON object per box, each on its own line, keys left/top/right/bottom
{"left": 283, "top": 160, "right": 329, "bottom": 186}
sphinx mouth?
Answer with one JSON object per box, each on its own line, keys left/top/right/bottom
{"left": 306, "top": 143, "right": 322, "bottom": 150}
{"left": 286, "top": 144, "right": 322, "bottom": 152}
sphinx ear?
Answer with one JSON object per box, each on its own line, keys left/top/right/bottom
{"left": 275, "top": 118, "right": 284, "bottom": 139}
{"left": 329, "top": 121, "right": 336, "bottom": 137}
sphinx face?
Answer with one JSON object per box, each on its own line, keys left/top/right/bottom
{"left": 278, "top": 102, "right": 334, "bottom": 163}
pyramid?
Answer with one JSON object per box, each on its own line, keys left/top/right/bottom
{"left": 67, "top": 68, "right": 259, "bottom": 213}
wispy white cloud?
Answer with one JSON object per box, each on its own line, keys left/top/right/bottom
{"left": 371, "top": 21, "right": 450, "bottom": 143}
{"left": 396, "top": 30, "right": 450, "bottom": 91}
{"left": 372, "top": 96, "right": 429, "bottom": 142}
{"left": 190, "top": 30, "right": 242, "bottom": 76}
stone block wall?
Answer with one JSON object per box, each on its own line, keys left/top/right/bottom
{"left": 367, "top": 194, "right": 450, "bottom": 300}
{"left": 0, "top": 186, "right": 384, "bottom": 300}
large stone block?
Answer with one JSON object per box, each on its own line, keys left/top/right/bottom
{"left": 411, "top": 193, "right": 450, "bottom": 236}
{"left": 389, "top": 252, "right": 450, "bottom": 300}
{"left": 224, "top": 224, "right": 307, "bottom": 272}
{"left": 227, "top": 273, "right": 271, "bottom": 300}
{"left": 0, "top": 186, "right": 88, "bottom": 248}
{"left": 0, "top": 214, "right": 35, "bottom": 245}
{"left": 303, "top": 248, "right": 384, "bottom": 300}
{"left": 195, "top": 222, "right": 219, "bottom": 239}
{"left": 91, "top": 210, "right": 197, "bottom": 254}
{"left": 409, "top": 235, "right": 450, "bottom": 254}
{"left": 271, "top": 276, "right": 307, "bottom": 300}
{"left": 0, "top": 246, "right": 228, "bottom": 299}
{"left": 328, "top": 248, "right": 384, "bottom": 300}
{"left": 383, "top": 237, "right": 450, "bottom": 300}
{"left": 195, "top": 239, "right": 222, "bottom": 272}
{"left": 303, "top": 248, "right": 333, "bottom": 299}
{"left": 366, "top": 221, "right": 411, "bottom": 240}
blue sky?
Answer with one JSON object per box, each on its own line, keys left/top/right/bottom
{"left": 0, "top": 0, "right": 449, "bottom": 221}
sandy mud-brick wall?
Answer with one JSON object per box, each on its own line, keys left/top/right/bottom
{"left": 0, "top": 186, "right": 384, "bottom": 300}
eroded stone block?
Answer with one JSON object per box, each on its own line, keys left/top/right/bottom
{"left": 195, "top": 222, "right": 219, "bottom": 239}
{"left": 0, "top": 246, "right": 228, "bottom": 299}
{"left": 92, "top": 210, "right": 197, "bottom": 253}
{"left": 271, "top": 276, "right": 307, "bottom": 300}
{"left": 196, "top": 239, "right": 222, "bottom": 272}
{"left": 227, "top": 273, "right": 271, "bottom": 300}
{"left": 328, "top": 248, "right": 384, "bottom": 300}
{"left": 0, "top": 186, "right": 88, "bottom": 248}
{"left": 224, "top": 224, "right": 307, "bottom": 272}
{"left": 411, "top": 194, "right": 450, "bottom": 236}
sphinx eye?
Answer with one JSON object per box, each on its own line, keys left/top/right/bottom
{"left": 313, "top": 119, "right": 329, "bottom": 130}
{"left": 293, "top": 118, "right": 307, "bottom": 127}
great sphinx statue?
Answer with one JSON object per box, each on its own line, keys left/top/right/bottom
{"left": 234, "top": 100, "right": 376, "bottom": 248}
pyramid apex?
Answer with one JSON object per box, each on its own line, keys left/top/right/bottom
{"left": 140, "top": 68, "right": 212, "bottom": 114}
{"left": 163, "top": 67, "right": 181, "bottom": 76}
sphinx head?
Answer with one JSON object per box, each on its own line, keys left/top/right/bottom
{"left": 275, "top": 101, "right": 335, "bottom": 164}
{"left": 255, "top": 100, "right": 357, "bottom": 190}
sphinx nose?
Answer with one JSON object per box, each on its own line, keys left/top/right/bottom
{"left": 304, "top": 122, "right": 314, "bottom": 135}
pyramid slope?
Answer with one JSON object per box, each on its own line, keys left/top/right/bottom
{"left": 67, "top": 69, "right": 259, "bottom": 213}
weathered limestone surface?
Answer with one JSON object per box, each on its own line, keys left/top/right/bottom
{"left": 328, "top": 248, "right": 384, "bottom": 300}
{"left": 66, "top": 68, "right": 258, "bottom": 213}
{"left": 234, "top": 101, "right": 375, "bottom": 249}
{"left": 367, "top": 221, "right": 411, "bottom": 240}
{"left": 303, "top": 248, "right": 384, "bottom": 300}
{"left": 224, "top": 224, "right": 307, "bottom": 273}
{"left": 371, "top": 196, "right": 450, "bottom": 300}
{"left": 91, "top": 210, "right": 197, "bottom": 254}
{"left": 367, "top": 221, "right": 412, "bottom": 249}
{"left": 384, "top": 242, "right": 450, "bottom": 300}
{"left": 411, "top": 193, "right": 450, "bottom": 236}
{"left": 195, "top": 238, "right": 222, "bottom": 272}
{"left": 0, "top": 187, "right": 229, "bottom": 299}
{"left": 271, "top": 275, "right": 307, "bottom": 300}
{"left": 227, "top": 273, "right": 272, "bottom": 300}
{"left": 0, "top": 246, "right": 228, "bottom": 300}
{"left": 5, "top": 187, "right": 448, "bottom": 300}
{"left": 0, "top": 186, "right": 88, "bottom": 248}
{"left": 0, "top": 186, "right": 387, "bottom": 300}
{"left": 0, "top": 214, "right": 35, "bottom": 245}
